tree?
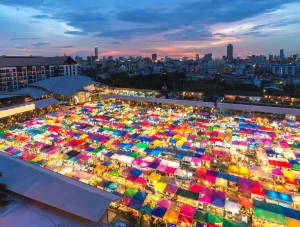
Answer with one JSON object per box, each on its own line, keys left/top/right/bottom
{"left": 127, "top": 211, "right": 138, "bottom": 227}
{"left": 0, "top": 172, "right": 11, "bottom": 207}
{"left": 137, "top": 211, "right": 145, "bottom": 227}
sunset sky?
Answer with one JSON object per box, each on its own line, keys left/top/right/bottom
{"left": 1, "top": 0, "right": 300, "bottom": 59}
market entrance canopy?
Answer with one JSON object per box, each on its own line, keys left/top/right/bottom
{"left": 0, "top": 153, "right": 120, "bottom": 222}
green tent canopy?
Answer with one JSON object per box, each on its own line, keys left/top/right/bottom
{"left": 254, "top": 208, "right": 286, "bottom": 225}
{"left": 135, "top": 142, "right": 148, "bottom": 149}
{"left": 0, "top": 131, "right": 6, "bottom": 135}
{"left": 289, "top": 144, "right": 298, "bottom": 149}
{"left": 194, "top": 210, "right": 207, "bottom": 223}
{"left": 207, "top": 212, "right": 223, "bottom": 224}
{"left": 130, "top": 152, "right": 140, "bottom": 158}
{"left": 223, "top": 219, "right": 249, "bottom": 227}
{"left": 218, "top": 163, "right": 228, "bottom": 170}
{"left": 175, "top": 188, "right": 199, "bottom": 201}
{"left": 124, "top": 188, "right": 138, "bottom": 198}
{"left": 110, "top": 169, "right": 120, "bottom": 177}
{"left": 293, "top": 164, "right": 300, "bottom": 171}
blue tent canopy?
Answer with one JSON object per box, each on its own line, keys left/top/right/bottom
{"left": 104, "top": 152, "right": 114, "bottom": 158}
{"left": 227, "top": 174, "right": 239, "bottom": 182}
{"left": 174, "top": 154, "right": 184, "bottom": 160}
{"left": 102, "top": 161, "right": 112, "bottom": 166}
{"left": 139, "top": 205, "right": 152, "bottom": 214}
{"left": 148, "top": 162, "right": 159, "bottom": 169}
{"left": 217, "top": 172, "right": 228, "bottom": 179}
{"left": 264, "top": 189, "right": 293, "bottom": 203}
{"left": 128, "top": 198, "right": 143, "bottom": 210}
{"left": 151, "top": 150, "right": 161, "bottom": 156}
{"left": 151, "top": 207, "right": 167, "bottom": 218}
{"left": 282, "top": 207, "right": 300, "bottom": 220}
{"left": 131, "top": 169, "right": 143, "bottom": 176}
{"left": 144, "top": 148, "right": 153, "bottom": 154}
{"left": 134, "top": 191, "right": 148, "bottom": 201}
{"left": 212, "top": 197, "right": 225, "bottom": 208}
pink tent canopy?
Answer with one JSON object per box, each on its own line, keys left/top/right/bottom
{"left": 164, "top": 184, "right": 179, "bottom": 194}
{"left": 157, "top": 165, "right": 167, "bottom": 172}
{"left": 157, "top": 199, "right": 171, "bottom": 209}
{"left": 199, "top": 194, "right": 212, "bottom": 204}
{"left": 123, "top": 195, "right": 132, "bottom": 206}
{"left": 189, "top": 183, "right": 203, "bottom": 193}
{"left": 132, "top": 158, "right": 143, "bottom": 165}
{"left": 205, "top": 175, "right": 216, "bottom": 184}
{"left": 272, "top": 168, "right": 283, "bottom": 176}
{"left": 179, "top": 204, "right": 196, "bottom": 217}
{"left": 165, "top": 167, "right": 176, "bottom": 174}
{"left": 153, "top": 158, "right": 162, "bottom": 164}
{"left": 191, "top": 157, "right": 201, "bottom": 164}
{"left": 134, "top": 177, "right": 147, "bottom": 185}
{"left": 140, "top": 160, "right": 151, "bottom": 167}
{"left": 213, "top": 150, "right": 230, "bottom": 158}
{"left": 201, "top": 155, "right": 212, "bottom": 161}
{"left": 126, "top": 175, "right": 138, "bottom": 182}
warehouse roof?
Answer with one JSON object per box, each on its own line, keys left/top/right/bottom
{"left": 30, "top": 76, "right": 96, "bottom": 97}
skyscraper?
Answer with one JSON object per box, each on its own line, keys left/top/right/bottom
{"left": 280, "top": 49, "right": 284, "bottom": 59}
{"left": 152, "top": 53, "right": 157, "bottom": 62}
{"left": 227, "top": 44, "right": 233, "bottom": 61}
{"left": 196, "top": 54, "right": 200, "bottom": 61}
{"left": 95, "top": 46, "right": 98, "bottom": 60}
{"left": 269, "top": 55, "right": 273, "bottom": 61}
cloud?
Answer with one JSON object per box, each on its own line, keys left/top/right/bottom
{"left": 31, "top": 42, "right": 50, "bottom": 47}
{"left": 213, "top": 33, "right": 237, "bottom": 38}
{"left": 116, "top": 0, "right": 298, "bottom": 25}
{"left": 164, "top": 28, "right": 216, "bottom": 41}
{"left": 15, "top": 46, "right": 25, "bottom": 49}
{"left": 243, "top": 31, "right": 270, "bottom": 38}
{"left": 252, "top": 24, "right": 269, "bottom": 30}
{"left": 252, "top": 18, "right": 300, "bottom": 30}
{"left": 54, "top": 45, "right": 74, "bottom": 48}
{"left": 109, "top": 41, "right": 120, "bottom": 44}
{"left": 31, "top": 14, "right": 51, "bottom": 19}
{"left": 11, "top": 37, "right": 44, "bottom": 41}
{"left": 97, "top": 26, "right": 170, "bottom": 39}
{"left": 28, "top": 20, "right": 40, "bottom": 24}
{"left": 64, "top": 31, "right": 88, "bottom": 36}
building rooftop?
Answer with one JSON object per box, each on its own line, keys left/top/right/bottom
{"left": 29, "top": 76, "right": 96, "bottom": 97}
{"left": 0, "top": 56, "right": 77, "bottom": 68}
{"left": 0, "top": 56, "right": 48, "bottom": 67}
{"left": 0, "top": 152, "right": 120, "bottom": 222}
{"left": 45, "top": 56, "right": 77, "bottom": 65}
{"left": 0, "top": 192, "right": 110, "bottom": 227}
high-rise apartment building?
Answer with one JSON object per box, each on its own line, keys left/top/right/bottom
{"left": 152, "top": 53, "right": 157, "bottom": 62}
{"left": 95, "top": 46, "right": 98, "bottom": 60}
{"left": 227, "top": 44, "right": 233, "bottom": 61}
{"left": 0, "top": 56, "right": 78, "bottom": 92}
{"left": 280, "top": 49, "right": 284, "bottom": 59}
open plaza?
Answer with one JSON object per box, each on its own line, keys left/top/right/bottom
{"left": 1, "top": 99, "right": 300, "bottom": 227}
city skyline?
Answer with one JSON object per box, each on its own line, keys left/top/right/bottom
{"left": 1, "top": 0, "right": 300, "bottom": 59}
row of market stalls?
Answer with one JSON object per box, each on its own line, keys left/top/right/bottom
{"left": 0, "top": 100, "right": 300, "bottom": 226}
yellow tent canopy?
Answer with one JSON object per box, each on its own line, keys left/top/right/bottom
{"left": 154, "top": 182, "right": 167, "bottom": 191}
{"left": 149, "top": 172, "right": 161, "bottom": 182}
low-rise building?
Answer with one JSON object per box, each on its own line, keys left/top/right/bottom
{"left": 270, "top": 64, "right": 296, "bottom": 76}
